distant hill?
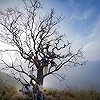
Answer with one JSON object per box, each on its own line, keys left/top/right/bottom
{"left": 0, "top": 71, "right": 21, "bottom": 90}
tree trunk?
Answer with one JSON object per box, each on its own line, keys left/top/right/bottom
{"left": 37, "top": 67, "right": 43, "bottom": 86}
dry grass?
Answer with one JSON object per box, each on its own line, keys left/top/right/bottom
{"left": 0, "top": 86, "right": 16, "bottom": 100}
{"left": 43, "top": 88, "right": 100, "bottom": 100}
{"left": 1, "top": 86, "right": 100, "bottom": 100}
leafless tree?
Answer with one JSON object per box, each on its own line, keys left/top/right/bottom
{"left": 0, "top": 0, "right": 85, "bottom": 91}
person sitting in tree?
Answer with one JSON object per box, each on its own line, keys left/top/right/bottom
{"left": 28, "top": 67, "right": 36, "bottom": 85}
{"left": 33, "top": 51, "right": 40, "bottom": 67}
{"left": 28, "top": 67, "right": 34, "bottom": 77}
{"left": 33, "top": 52, "right": 38, "bottom": 61}
{"left": 50, "top": 59, "right": 57, "bottom": 67}
{"left": 41, "top": 57, "right": 48, "bottom": 66}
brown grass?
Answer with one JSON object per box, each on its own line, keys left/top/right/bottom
{"left": 1, "top": 86, "right": 100, "bottom": 100}
{"left": 43, "top": 88, "right": 100, "bottom": 100}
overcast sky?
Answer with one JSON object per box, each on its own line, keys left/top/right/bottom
{"left": 0, "top": 0, "right": 100, "bottom": 90}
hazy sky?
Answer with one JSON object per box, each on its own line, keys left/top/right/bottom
{"left": 0, "top": 0, "right": 100, "bottom": 90}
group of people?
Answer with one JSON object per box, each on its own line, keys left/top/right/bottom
{"left": 21, "top": 82, "right": 44, "bottom": 100}
{"left": 30, "top": 51, "right": 56, "bottom": 71}
{"left": 29, "top": 42, "right": 57, "bottom": 68}
{"left": 20, "top": 44, "right": 57, "bottom": 99}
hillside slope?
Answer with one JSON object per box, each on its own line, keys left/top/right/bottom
{"left": 0, "top": 71, "right": 21, "bottom": 89}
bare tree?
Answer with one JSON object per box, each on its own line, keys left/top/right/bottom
{"left": 0, "top": 0, "right": 85, "bottom": 91}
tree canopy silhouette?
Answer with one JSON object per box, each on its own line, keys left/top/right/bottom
{"left": 0, "top": 0, "right": 85, "bottom": 88}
